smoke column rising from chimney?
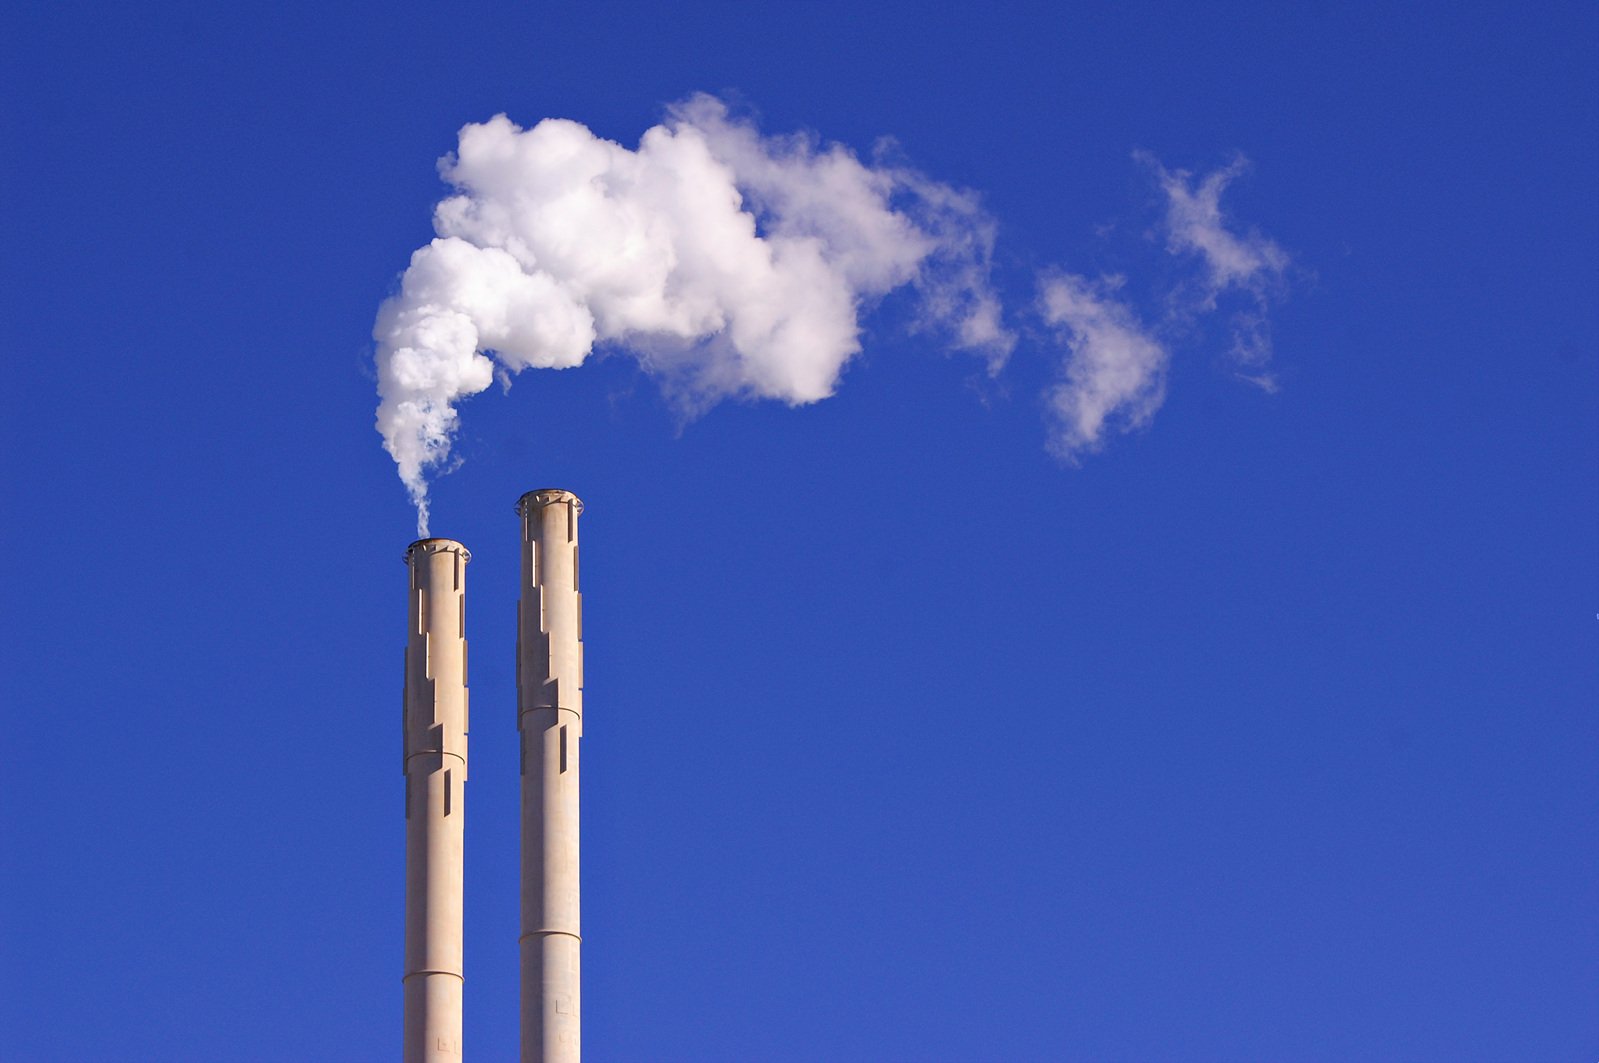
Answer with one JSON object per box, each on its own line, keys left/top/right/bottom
{"left": 374, "top": 95, "right": 1012, "bottom": 534}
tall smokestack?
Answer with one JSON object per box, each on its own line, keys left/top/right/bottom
{"left": 402, "top": 538, "right": 471, "bottom": 1062}
{"left": 516, "top": 490, "right": 584, "bottom": 1062}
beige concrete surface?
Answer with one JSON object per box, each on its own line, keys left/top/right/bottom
{"left": 402, "top": 538, "right": 471, "bottom": 1062}
{"left": 516, "top": 490, "right": 584, "bottom": 1063}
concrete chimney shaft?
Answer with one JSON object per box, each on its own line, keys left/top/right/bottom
{"left": 402, "top": 538, "right": 471, "bottom": 1062}
{"left": 516, "top": 490, "right": 583, "bottom": 1063}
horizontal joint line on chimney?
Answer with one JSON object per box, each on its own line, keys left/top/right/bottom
{"left": 404, "top": 751, "right": 467, "bottom": 769}
{"left": 401, "top": 971, "right": 464, "bottom": 983}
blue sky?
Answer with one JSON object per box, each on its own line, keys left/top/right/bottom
{"left": 3, "top": 2, "right": 1596, "bottom": 1060}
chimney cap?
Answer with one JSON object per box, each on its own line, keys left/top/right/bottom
{"left": 515, "top": 488, "right": 584, "bottom": 516}
{"left": 403, "top": 538, "right": 472, "bottom": 565}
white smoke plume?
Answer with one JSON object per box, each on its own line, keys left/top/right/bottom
{"left": 1145, "top": 153, "right": 1289, "bottom": 385}
{"left": 1037, "top": 155, "right": 1290, "bottom": 459}
{"left": 1038, "top": 273, "right": 1168, "bottom": 462}
{"left": 374, "top": 95, "right": 1012, "bottom": 533}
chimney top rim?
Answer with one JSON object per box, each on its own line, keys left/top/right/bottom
{"left": 403, "top": 538, "right": 472, "bottom": 565}
{"left": 515, "top": 488, "right": 584, "bottom": 516}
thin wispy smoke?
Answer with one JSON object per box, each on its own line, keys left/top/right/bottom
{"left": 1037, "top": 154, "right": 1291, "bottom": 456}
{"left": 1038, "top": 274, "right": 1167, "bottom": 462}
{"left": 1144, "top": 153, "right": 1290, "bottom": 386}
{"left": 374, "top": 95, "right": 1011, "bottom": 533}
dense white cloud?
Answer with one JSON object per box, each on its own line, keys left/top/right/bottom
{"left": 374, "top": 96, "right": 1012, "bottom": 533}
{"left": 1038, "top": 273, "right": 1168, "bottom": 461}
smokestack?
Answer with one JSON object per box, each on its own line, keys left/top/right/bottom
{"left": 402, "top": 538, "right": 471, "bottom": 1062}
{"left": 516, "top": 490, "right": 584, "bottom": 1062}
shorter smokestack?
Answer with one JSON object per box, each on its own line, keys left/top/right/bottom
{"left": 402, "top": 538, "right": 471, "bottom": 1063}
